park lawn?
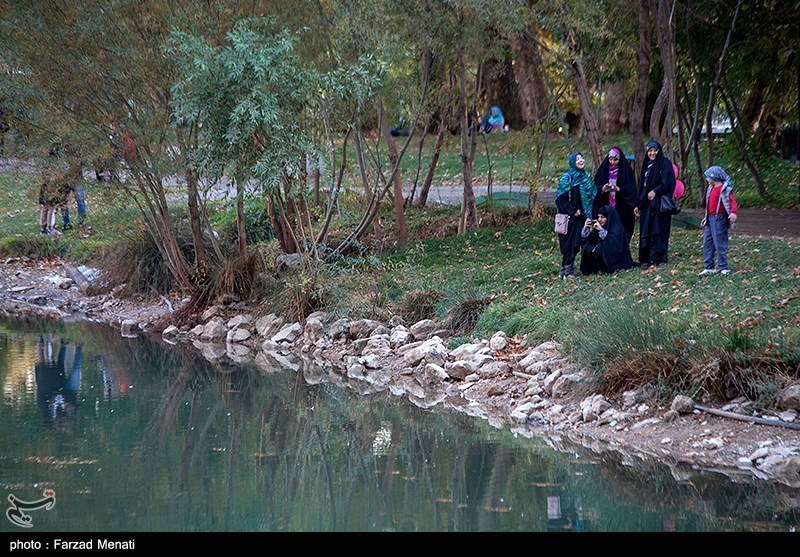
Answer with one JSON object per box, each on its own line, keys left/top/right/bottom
{"left": 314, "top": 207, "right": 799, "bottom": 403}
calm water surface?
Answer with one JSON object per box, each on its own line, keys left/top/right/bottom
{"left": 0, "top": 317, "right": 798, "bottom": 533}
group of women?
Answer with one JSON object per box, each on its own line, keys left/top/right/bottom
{"left": 555, "top": 141, "right": 676, "bottom": 279}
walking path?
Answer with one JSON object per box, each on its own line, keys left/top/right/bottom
{"left": 3, "top": 157, "right": 798, "bottom": 239}
{"left": 419, "top": 183, "right": 800, "bottom": 240}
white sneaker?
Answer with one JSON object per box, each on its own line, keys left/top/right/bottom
{"left": 698, "top": 269, "right": 717, "bottom": 276}
{"left": 719, "top": 269, "right": 731, "bottom": 275}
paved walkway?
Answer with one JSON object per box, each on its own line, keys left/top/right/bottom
{"left": 3, "top": 157, "right": 798, "bottom": 239}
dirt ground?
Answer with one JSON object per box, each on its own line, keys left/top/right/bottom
{"left": 1, "top": 208, "right": 799, "bottom": 488}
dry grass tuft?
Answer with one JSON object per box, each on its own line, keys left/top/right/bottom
{"left": 445, "top": 296, "right": 493, "bottom": 336}
{"left": 399, "top": 289, "right": 443, "bottom": 323}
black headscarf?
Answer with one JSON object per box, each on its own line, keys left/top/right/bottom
{"left": 593, "top": 145, "right": 637, "bottom": 215}
{"left": 637, "top": 140, "right": 676, "bottom": 202}
{"left": 597, "top": 204, "right": 636, "bottom": 272}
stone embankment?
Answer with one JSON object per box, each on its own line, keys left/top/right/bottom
{"left": 2, "top": 258, "right": 800, "bottom": 489}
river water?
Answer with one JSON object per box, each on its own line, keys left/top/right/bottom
{"left": 0, "top": 316, "right": 797, "bottom": 533}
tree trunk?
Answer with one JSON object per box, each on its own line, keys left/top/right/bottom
{"left": 377, "top": 96, "right": 408, "bottom": 246}
{"left": 649, "top": 0, "right": 678, "bottom": 157}
{"left": 235, "top": 177, "right": 247, "bottom": 258}
{"left": 457, "top": 49, "right": 478, "bottom": 234}
{"left": 649, "top": 83, "right": 669, "bottom": 141}
{"left": 183, "top": 169, "right": 208, "bottom": 270}
{"left": 721, "top": 88, "right": 768, "bottom": 199}
{"left": 416, "top": 116, "right": 446, "bottom": 207}
{"left": 600, "top": 81, "right": 630, "bottom": 136}
{"left": 128, "top": 169, "right": 194, "bottom": 293}
{"left": 176, "top": 126, "right": 208, "bottom": 273}
{"left": 353, "top": 129, "right": 383, "bottom": 239}
{"left": 703, "top": 0, "right": 743, "bottom": 167}
{"left": 568, "top": 30, "right": 603, "bottom": 168}
{"left": 509, "top": 29, "right": 550, "bottom": 126}
{"left": 631, "top": 0, "right": 652, "bottom": 174}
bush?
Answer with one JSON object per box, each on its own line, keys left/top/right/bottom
{"left": 399, "top": 288, "right": 443, "bottom": 323}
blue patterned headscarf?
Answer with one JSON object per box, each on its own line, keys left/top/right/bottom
{"left": 704, "top": 166, "right": 730, "bottom": 186}
{"left": 557, "top": 152, "right": 596, "bottom": 218}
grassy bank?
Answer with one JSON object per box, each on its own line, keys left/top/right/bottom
{"left": 1, "top": 131, "right": 798, "bottom": 408}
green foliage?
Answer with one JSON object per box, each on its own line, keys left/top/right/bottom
{"left": 210, "top": 195, "right": 275, "bottom": 245}
{"left": 0, "top": 235, "right": 67, "bottom": 259}
{"left": 170, "top": 18, "right": 379, "bottom": 190}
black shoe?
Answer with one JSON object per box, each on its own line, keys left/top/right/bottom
{"left": 62, "top": 222, "right": 73, "bottom": 231}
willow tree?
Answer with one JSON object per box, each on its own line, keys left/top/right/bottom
{"left": 0, "top": 0, "right": 285, "bottom": 293}
{"left": 170, "top": 19, "right": 378, "bottom": 260}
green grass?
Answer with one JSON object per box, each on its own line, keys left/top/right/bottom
{"left": 318, "top": 205, "right": 800, "bottom": 403}
{"left": 0, "top": 169, "right": 142, "bottom": 262}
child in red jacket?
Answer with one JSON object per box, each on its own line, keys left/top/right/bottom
{"left": 699, "top": 166, "right": 738, "bottom": 276}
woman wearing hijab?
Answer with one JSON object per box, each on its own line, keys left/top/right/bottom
{"left": 579, "top": 204, "right": 637, "bottom": 276}
{"left": 555, "top": 152, "right": 596, "bottom": 279}
{"left": 633, "top": 140, "right": 676, "bottom": 269}
{"left": 592, "top": 146, "right": 637, "bottom": 242}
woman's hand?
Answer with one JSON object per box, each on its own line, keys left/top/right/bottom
{"left": 584, "top": 218, "right": 592, "bottom": 229}
{"left": 634, "top": 207, "right": 640, "bottom": 217}
{"left": 729, "top": 213, "right": 738, "bottom": 223}
{"left": 647, "top": 190, "right": 655, "bottom": 201}
{"left": 592, "top": 221, "right": 603, "bottom": 231}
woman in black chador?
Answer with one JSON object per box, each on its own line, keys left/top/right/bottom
{"left": 592, "top": 146, "right": 637, "bottom": 242}
{"left": 633, "top": 140, "right": 676, "bottom": 269}
{"left": 579, "top": 204, "right": 637, "bottom": 276}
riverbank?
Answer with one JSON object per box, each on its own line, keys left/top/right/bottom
{"left": 2, "top": 255, "right": 799, "bottom": 490}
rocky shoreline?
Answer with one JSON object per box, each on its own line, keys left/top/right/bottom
{"left": 2, "top": 256, "right": 800, "bottom": 490}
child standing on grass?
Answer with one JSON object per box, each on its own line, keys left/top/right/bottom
{"left": 699, "top": 166, "right": 738, "bottom": 276}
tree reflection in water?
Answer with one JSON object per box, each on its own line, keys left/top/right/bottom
{"left": 1, "top": 316, "right": 797, "bottom": 532}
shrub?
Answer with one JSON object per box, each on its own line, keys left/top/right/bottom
{"left": 445, "top": 295, "right": 493, "bottom": 336}
{"left": 399, "top": 288, "right": 443, "bottom": 323}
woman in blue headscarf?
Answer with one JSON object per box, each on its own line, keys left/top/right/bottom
{"left": 555, "top": 152, "right": 596, "bottom": 279}
{"left": 634, "top": 140, "right": 676, "bottom": 269}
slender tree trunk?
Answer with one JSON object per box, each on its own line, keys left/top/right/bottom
{"left": 631, "top": 0, "right": 652, "bottom": 174}
{"left": 416, "top": 117, "right": 446, "bottom": 207}
{"left": 568, "top": 30, "right": 603, "bottom": 168}
{"left": 703, "top": 0, "right": 743, "bottom": 167}
{"left": 235, "top": 177, "right": 247, "bottom": 258}
{"left": 406, "top": 116, "right": 429, "bottom": 207}
{"left": 176, "top": 126, "right": 208, "bottom": 273}
{"left": 184, "top": 168, "right": 208, "bottom": 271}
{"left": 651, "top": 0, "right": 677, "bottom": 155}
{"left": 353, "top": 128, "right": 383, "bottom": 241}
{"left": 129, "top": 169, "right": 194, "bottom": 292}
{"left": 457, "top": 47, "right": 478, "bottom": 233}
{"left": 649, "top": 84, "right": 669, "bottom": 141}
{"left": 721, "top": 88, "right": 768, "bottom": 199}
{"left": 377, "top": 96, "right": 408, "bottom": 246}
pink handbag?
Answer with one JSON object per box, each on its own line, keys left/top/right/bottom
{"left": 554, "top": 213, "right": 569, "bottom": 235}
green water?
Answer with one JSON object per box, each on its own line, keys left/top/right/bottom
{"left": 0, "top": 317, "right": 797, "bottom": 533}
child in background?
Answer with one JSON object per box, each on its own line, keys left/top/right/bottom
{"left": 699, "top": 166, "right": 738, "bottom": 276}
